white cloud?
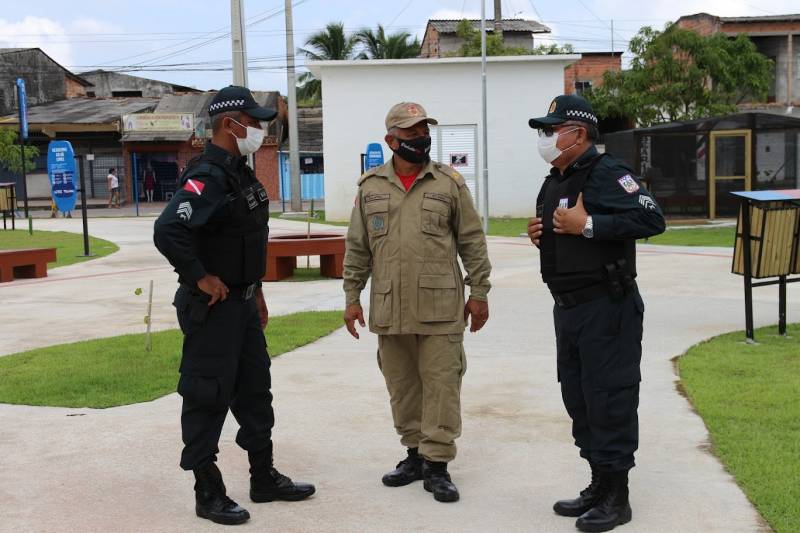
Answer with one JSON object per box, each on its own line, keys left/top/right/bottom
{"left": 70, "top": 17, "right": 123, "bottom": 36}
{"left": 0, "top": 16, "right": 73, "bottom": 65}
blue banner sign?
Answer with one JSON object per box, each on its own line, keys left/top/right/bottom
{"left": 47, "top": 141, "right": 78, "bottom": 213}
{"left": 365, "top": 143, "right": 384, "bottom": 171}
{"left": 16, "top": 78, "right": 27, "bottom": 139}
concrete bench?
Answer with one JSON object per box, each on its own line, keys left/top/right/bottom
{"left": 265, "top": 234, "right": 345, "bottom": 282}
{"left": 0, "top": 248, "right": 57, "bottom": 282}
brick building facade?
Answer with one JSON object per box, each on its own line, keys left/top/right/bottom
{"left": 676, "top": 13, "right": 799, "bottom": 106}
{"left": 563, "top": 52, "right": 623, "bottom": 96}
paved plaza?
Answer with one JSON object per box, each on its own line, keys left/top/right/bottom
{"left": 0, "top": 215, "right": 790, "bottom": 532}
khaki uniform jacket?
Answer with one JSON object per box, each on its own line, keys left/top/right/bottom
{"left": 343, "top": 158, "right": 492, "bottom": 335}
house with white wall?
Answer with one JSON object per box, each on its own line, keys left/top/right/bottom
{"left": 307, "top": 54, "right": 579, "bottom": 221}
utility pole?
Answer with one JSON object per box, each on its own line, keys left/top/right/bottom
{"left": 231, "top": 0, "right": 249, "bottom": 87}
{"left": 285, "top": 0, "right": 302, "bottom": 212}
{"left": 480, "top": 1, "right": 490, "bottom": 232}
{"left": 494, "top": 0, "right": 503, "bottom": 41}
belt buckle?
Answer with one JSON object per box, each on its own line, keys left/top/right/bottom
{"left": 245, "top": 284, "right": 255, "bottom": 300}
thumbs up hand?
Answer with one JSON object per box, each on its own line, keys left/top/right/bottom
{"left": 553, "top": 193, "right": 589, "bottom": 235}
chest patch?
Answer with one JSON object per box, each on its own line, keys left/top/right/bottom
{"left": 617, "top": 175, "right": 639, "bottom": 194}
{"left": 371, "top": 215, "right": 386, "bottom": 231}
{"left": 558, "top": 197, "right": 569, "bottom": 209}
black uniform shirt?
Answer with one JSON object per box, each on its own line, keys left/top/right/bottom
{"left": 153, "top": 142, "right": 260, "bottom": 286}
{"left": 542, "top": 145, "right": 666, "bottom": 293}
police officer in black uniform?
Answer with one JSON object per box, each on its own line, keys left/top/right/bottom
{"left": 526, "top": 95, "right": 665, "bottom": 532}
{"left": 154, "top": 86, "right": 315, "bottom": 526}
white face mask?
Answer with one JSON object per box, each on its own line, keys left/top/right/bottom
{"left": 537, "top": 127, "right": 579, "bottom": 164}
{"left": 229, "top": 118, "right": 265, "bottom": 156}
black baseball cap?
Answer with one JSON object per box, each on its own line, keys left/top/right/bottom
{"left": 528, "top": 94, "right": 598, "bottom": 129}
{"left": 207, "top": 85, "right": 277, "bottom": 121}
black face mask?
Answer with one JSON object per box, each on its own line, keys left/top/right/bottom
{"left": 392, "top": 135, "right": 431, "bottom": 164}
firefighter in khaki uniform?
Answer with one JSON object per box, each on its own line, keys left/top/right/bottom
{"left": 343, "top": 102, "right": 492, "bottom": 503}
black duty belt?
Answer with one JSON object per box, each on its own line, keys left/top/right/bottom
{"left": 181, "top": 281, "right": 260, "bottom": 301}
{"left": 551, "top": 280, "right": 638, "bottom": 309}
{"left": 551, "top": 283, "right": 609, "bottom": 308}
{"left": 228, "top": 282, "right": 260, "bottom": 300}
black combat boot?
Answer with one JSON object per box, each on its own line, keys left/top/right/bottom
{"left": 193, "top": 462, "right": 250, "bottom": 526}
{"left": 553, "top": 462, "right": 603, "bottom": 517}
{"left": 248, "top": 448, "right": 316, "bottom": 503}
{"left": 382, "top": 447, "right": 423, "bottom": 487}
{"left": 422, "top": 460, "right": 459, "bottom": 503}
{"left": 576, "top": 470, "right": 632, "bottom": 532}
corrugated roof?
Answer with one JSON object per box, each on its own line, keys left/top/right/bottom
{"left": 154, "top": 91, "right": 283, "bottom": 138}
{"left": 78, "top": 70, "right": 200, "bottom": 93}
{"left": 280, "top": 107, "right": 322, "bottom": 153}
{"left": 428, "top": 19, "right": 550, "bottom": 34}
{"left": 720, "top": 13, "right": 800, "bottom": 23}
{"left": 0, "top": 97, "right": 158, "bottom": 124}
{"left": 0, "top": 47, "right": 93, "bottom": 86}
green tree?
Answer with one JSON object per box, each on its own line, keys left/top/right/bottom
{"left": 297, "top": 22, "right": 359, "bottom": 105}
{"left": 0, "top": 129, "right": 38, "bottom": 174}
{"left": 588, "top": 24, "right": 773, "bottom": 126}
{"left": 355, "top": 24, "right": 421, "bottom": 59}
{"left": 452, "top": 19, "right": 574, "bottom": 57}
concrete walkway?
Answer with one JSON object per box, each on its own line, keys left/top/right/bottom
{"left": 0, "top": 216, "right": 791, "bottom": 532}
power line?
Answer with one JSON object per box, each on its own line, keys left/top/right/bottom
{"left": 386, "top": 0, "right": 416, "bottom": 28}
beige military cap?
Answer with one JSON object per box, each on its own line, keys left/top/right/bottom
{"left": 385, "top": 102, "right": 439, "bottom": 131}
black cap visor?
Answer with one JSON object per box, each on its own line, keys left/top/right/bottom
{"left": 243, "top": 105, "right": 277, "bottom": 121}
{"left": 528, "top": 116, "right": 567, "bottom": 129}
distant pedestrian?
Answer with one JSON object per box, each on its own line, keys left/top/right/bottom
{"left": 144, "top": 166, "right": 157, "bottom": 202}
{"left": 107, "top": 168, "right": 120, "bottom": 208}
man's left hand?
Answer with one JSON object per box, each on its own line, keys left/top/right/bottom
{"left": 464, "top": 298, "right": 489, "bottom": 333}
{"left": 256, "top": 289, "right": 269, "bottom": 329}
{"left": 553, "top": 193, "right": 588, "bottom": 236}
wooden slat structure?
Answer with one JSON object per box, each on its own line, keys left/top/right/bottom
{"left": 731, "top": 190, "right": 800, "bottom": 340}
{"left": 733, "top": 204, "right": 800, "bottom": 278}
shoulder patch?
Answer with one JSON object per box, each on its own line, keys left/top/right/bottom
{"left": 434, "top": 163, "right": 466, "bottom": 186}
{"left": 617, "top": 174, "right": 640, "bottom": 194}
{"left": 182, "top": 178, "right": 205, "bottom": 195}
{"left": 358, "top": 162, "right": 390, "bottom": 185}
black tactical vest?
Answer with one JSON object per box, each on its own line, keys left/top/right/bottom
{"left": 538, "top": 154, "right": 635, "bottom": 282}
{"left": 182, "top": 155, "right": 270, "bottom": 286}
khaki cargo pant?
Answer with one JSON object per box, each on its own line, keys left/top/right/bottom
{"left": 377, "top": 333, "right": 467, "bottom": 463}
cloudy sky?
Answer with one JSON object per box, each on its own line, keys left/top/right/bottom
{"left": 1, "top": 0, "right": 797, "bottom": 93}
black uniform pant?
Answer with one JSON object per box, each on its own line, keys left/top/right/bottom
{"left": 553, "top": 288, "right": 644, "bottom": 472}
{"left": 173, "top": 286, "right": 274, "bottom": 471}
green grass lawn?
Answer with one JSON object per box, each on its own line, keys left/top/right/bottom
{"left": 486, "top": 218, "right": 528, "bottom": 237}
{"left": 678, "top": 323, "right": 800, "bottom": 533}
{"left": 0, "top": 310, "right": 343, "bottom": 409}
{"left": 642, "top": 226, "right": 735, "bottom": 247}
{"left": 482, "top": 218, "right": 737, "bottom": 246}
{"left": 0, "top": 229, "right": 119, "bottom": 268}
{"left": 282, "top": 267, "right": 327, "bottom": 282}
{"left": 278, "top": 210, "right": 349, "bottom": 227}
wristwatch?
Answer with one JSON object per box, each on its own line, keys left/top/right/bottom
{"left": 581, "top": 216, "right": 594, "bottom": 239}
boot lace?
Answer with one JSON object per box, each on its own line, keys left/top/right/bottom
{"left": 269, "top": 467, "right": 292, "bottom": 485}
{"left": 579, "top": 470, "right": 601, "bottom": 497}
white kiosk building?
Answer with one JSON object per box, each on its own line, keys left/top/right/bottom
{"left": 307, "top": 54, "right": 580, "bottom": 221}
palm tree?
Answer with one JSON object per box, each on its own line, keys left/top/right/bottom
{"left": 354, "top": 24, "right": 421, "bottom": 59}
{"left": 297, "top": 22, "right": 359, "bottom": 103}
